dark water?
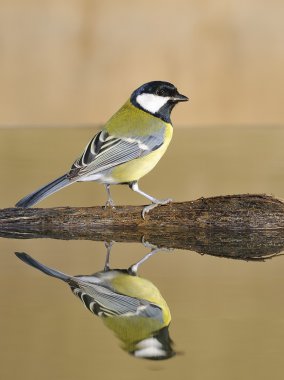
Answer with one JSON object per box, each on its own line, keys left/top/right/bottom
{"left": 1, "top": 126, "right": 284, "bottom": 380}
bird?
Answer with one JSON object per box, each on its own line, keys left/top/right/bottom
{"left": 15, "top": 81, "right": 188, "bottom": 217}
{"left": 15, "top": 245, "right": 175, "bottom": 360}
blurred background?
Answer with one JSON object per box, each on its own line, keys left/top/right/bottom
{"left": 1, "top": 3, "right": 284, "bottom": 380}
{"left": 0, "top": 0, "right": 284, "bottom": 127}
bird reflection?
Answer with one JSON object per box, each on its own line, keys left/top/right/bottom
{"left": 15, "top": 244, "right": 175, "bottom": 360}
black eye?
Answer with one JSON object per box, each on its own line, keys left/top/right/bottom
{"left": 157, "top": 88, "right": 166, "bottom": 96}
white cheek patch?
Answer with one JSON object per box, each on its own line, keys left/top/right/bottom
{"left": 136, "top": 93, "right": 170, "bottom": 114}
{"left": 134, "top": 337, "right": 165, "bottom": 358}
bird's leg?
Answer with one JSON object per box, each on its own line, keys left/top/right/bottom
{"left": 129, "top": 237, "right": 173, "bottom": 274}
{"left": 129, "top": 181, "right": 172, "bottom": 219}
{"left": 128, "top": 248, "right": 161, "bottom": 275}
{"left": 104, "top": 241, "right": 114, "bottom": 271}
{"left": 104, "top": 184, "right": 115, "bottom": 208}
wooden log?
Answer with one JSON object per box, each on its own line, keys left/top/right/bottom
{"left": 1, "top": 194, "right": 284, "bottom": 231}
{"left": 1, "top": 194, "right": 284, "bottom": 261}
{"left": 1, "top": 227, "right": 284, "bottom": 262}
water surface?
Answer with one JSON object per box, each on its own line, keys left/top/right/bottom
{"left": 1, "top": 126, "right": 284, "bottom": 380}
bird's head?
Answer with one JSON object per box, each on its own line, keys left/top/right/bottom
{"left": 131, "top": 326, "right": 176, "bottom": 360}
{"left": 130, "top": 81, "right": 188, "bottom": 122}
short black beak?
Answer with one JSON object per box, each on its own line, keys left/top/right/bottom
{"left": 173, "top": 92, "right": 189, "bottom": 102}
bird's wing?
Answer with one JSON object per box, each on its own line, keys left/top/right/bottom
{"left": 70, "top": 278, "right": 162, "bottom": 319}
{"left": 68, "top": 128, "right": 165, "bottom": 179}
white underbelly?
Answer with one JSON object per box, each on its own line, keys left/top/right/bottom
{"left": 78, "top": 173, "right": 102, "bottom": 182}
{"left": 78, "top": 172, "right": 117, "bottom": 184}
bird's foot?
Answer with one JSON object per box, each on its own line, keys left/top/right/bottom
{"left": 141, "top": 236, "right": 157, "bottom": 250}
{"left": 142, "top": 198, "right": 172, "bottom": 219}
{"left": 141, "top": 236, "right": 174, "bottom": 253}
{"left": 104, "top": 240, "right": 115, "bottom": 250}
{"left": 104, "top": 199, "right": 116, "bottom": 209}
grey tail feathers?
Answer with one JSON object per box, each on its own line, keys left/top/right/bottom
{"left": 15, "top": 174, "right": 72, "bottom": 208}
{"left": 15, "top": 252, "right": 69, "bottom": 282}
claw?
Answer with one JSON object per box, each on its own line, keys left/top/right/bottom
{"left": 141, "top": 198, "right": 172, "bottom": 219}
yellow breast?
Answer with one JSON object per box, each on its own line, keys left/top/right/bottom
{"left": 110, "top": 123, "right": 173, "bottom": 183}
{"left": 110, "top": 272, "right": 171, "bottom": 325}
{"left": 95, "top": 100, "right": 174, "bottom": 184}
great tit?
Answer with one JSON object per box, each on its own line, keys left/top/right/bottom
{"left": 15, "top": 81, "right": 188, "bottom": 218}
{"left": 15, "top": 247, "right": 175, "bottom": 360}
